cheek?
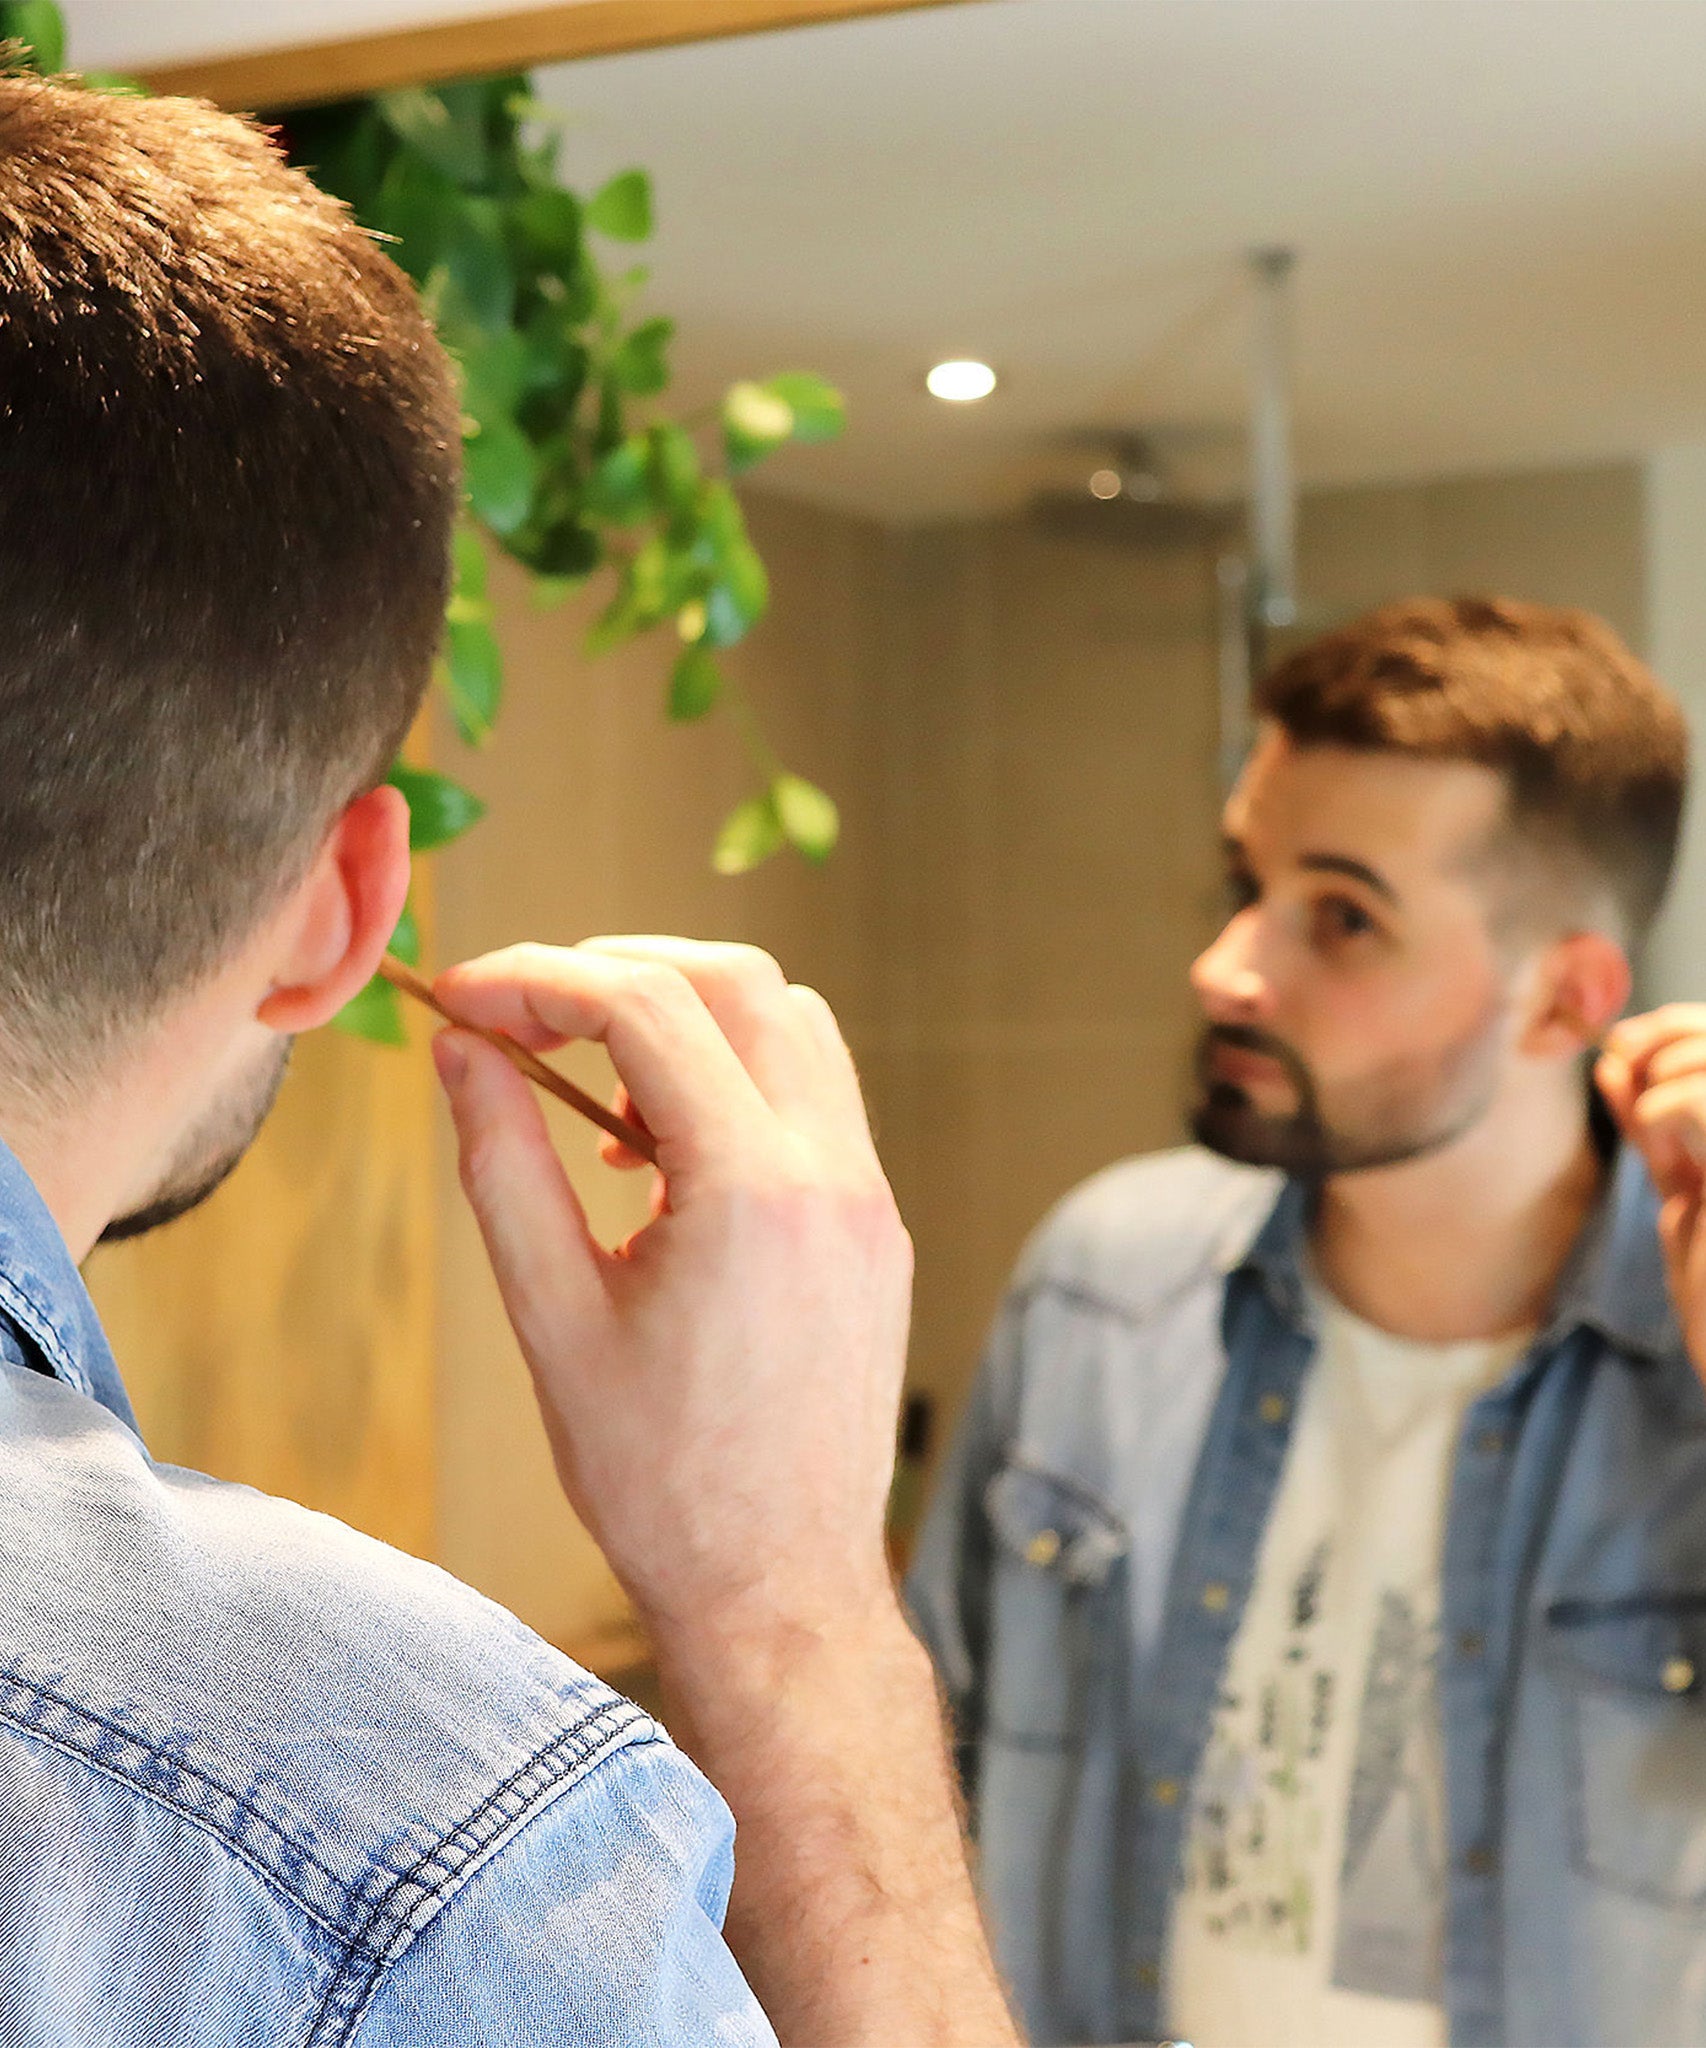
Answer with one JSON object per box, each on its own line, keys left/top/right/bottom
{"left": 1289, "top": 951, "right": 1507, "bottom": 1078}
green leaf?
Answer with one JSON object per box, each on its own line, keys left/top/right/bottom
{"left": 773, "top": 773, "right": 840, "bottom": 862}
{"left": 82, "top": 68, "right": 146, "bottom": 96}
{"left": 512, "top": 187, "right": 582, "bottom": 270}
{"left": 703, "top": 538, "right": 770, "bottom": 648}
{"left": 458, "top": 328, "right": 532, "bottom": 419}
{"left": 464, "top": 415, "right": 538, "bottom": 534}
{"left": 764, "top": 372, "right": 847, "bottom": 444}
{"left": 371, "top": 152, "right": 462, "bottom": 285}
{"left": 530, "top": 573, "right": 584, "bottom": 610}
{"left": 452, "top": 521, "right": 489, "bottom": 602}
{"left": 387, "top": 765, "right": 487, "bottom": 852}
{"left": 332, "top": 975, "right": 408, "bottom": 1047}
{"left": 587, "top": 168, "right": 653, "bottom": 242}
{"left": 610, "top": 316, "right": 674, "bottom": 397}
{"left": 585, "top": 434, "right": 652, "bottom": 523}
{"left": 389, "top": 896, "right": 423, "bottom": 967}
{"left": 0, "top": 1, "right": 65, "bottom": 71}
{"left": 443, "top": 617, "right": 503, "bottom": 743}
{"left": 722, "top": 380, "right": 796, "bottom": 473}
{"left": 376, "top": 85, "right": 489, "bottom": 186}
{"left": 443, "top": 199, "right": 514, "bottom": 332}
{"left": 669, "top": 643, "right": 722, "bottom": 722}
{"left": 713, "top": 792, "right": 786, "bottom": 876}
{"left": 648, "top": 424, "right": 699, "bottom": 512}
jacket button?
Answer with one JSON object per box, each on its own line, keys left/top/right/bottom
{"left": 1456, "top": 1630, "right": 1486, "bottom": 1660}
{"left": 1025, "top": 1529, "right": 1061, "bottom": 1568}
{"left": 1464, "top": 1845, "right": 1496, "bottom": 1876}
{"left": 1663, "top": 1656, "right": 1696, "bottom": 1695}
{"left": 1152, "top": 1777, "right": 1181, "bottom": 1807}
{"left": 1258, "top": 1393, "right": 1290, "bottom": 1425}
{"left": 1201, "top": 1582, "right": 1231, "bottom": 1613}
{"left": 1134, "top": 1961, "right": 1161, "bottom": 1990}
{"left": 1473, "top": 1428, "right": 1508, "bottom": 1457}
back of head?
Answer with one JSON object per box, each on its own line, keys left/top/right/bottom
{"left": 1253, "top": 595, "right": 1690, "bottom": 947}
{"left": 0, "top": 75, "right": 460, "bottom": 1099}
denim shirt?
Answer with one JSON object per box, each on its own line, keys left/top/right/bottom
{"left": 907, "top": 1142, "right": 1706, "bottom": 2048}
{"left": 0, "top": 1136, "right": 775, "bottom": 2046}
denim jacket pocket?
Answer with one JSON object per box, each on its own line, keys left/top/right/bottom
{"left": 981, "top": 1455, "right": 1129, "bottom": 1747}
{"left": 1547, "top": 1591, "right": 1706, "bottom": 1910}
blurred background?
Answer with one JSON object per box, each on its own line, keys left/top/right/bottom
{"left": 63, "top": 0, "right": 1706, "bottom": 1686}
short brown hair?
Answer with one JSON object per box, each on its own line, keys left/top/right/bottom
{"left": 1254, "top": 595, "right": 1689, "bottom": 942}
{"left": 0, "top": 76, "right": 460, "bottom": 1093}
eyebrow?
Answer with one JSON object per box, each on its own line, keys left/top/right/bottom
{"left": 1222, "top": 836, "right": 1402, "bottom": 908}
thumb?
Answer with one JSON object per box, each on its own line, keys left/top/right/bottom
{"left": 433, "top": 1028, "right": 606, "bottom": 1340}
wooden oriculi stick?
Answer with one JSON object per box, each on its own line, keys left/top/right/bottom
{"left": 378, "top": 953, "right": 660, "bottom": 1168}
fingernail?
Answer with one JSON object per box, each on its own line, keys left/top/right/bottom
{"left": 432, "top": 1033, "right": 468, "bottom": 1090}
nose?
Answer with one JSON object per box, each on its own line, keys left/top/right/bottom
{"left": 1190, "top": 910, "right": 1276, "bottom": 1023}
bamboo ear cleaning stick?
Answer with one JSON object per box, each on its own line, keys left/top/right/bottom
{"left": 379, "top": 953, "right": 660, "bottom": 1167}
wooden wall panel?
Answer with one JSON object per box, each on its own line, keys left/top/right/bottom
{"left": 140, "top": 0, "right": 992, "bottom": 111}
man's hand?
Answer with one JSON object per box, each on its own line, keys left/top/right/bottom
{"left": 430, "top": 937, "right": 1020, "bottom": 2047}
{"left": 1599, "top": 1006, "right": 1706, "bottom": 1374}
{"left": 428, "top": 936, "right": 911, "bottom": 1649}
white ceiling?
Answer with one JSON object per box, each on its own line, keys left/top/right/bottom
{"left": 65, "top": 0, "right": 1706, "bottom": 521}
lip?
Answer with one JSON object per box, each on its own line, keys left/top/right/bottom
{"left": 1208, "top": 1044, "right": 1288, "bottom": 1088}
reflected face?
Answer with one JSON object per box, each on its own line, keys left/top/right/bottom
{"left": 99, "top": 1038, "right": 292, "bottom": 1243}
{"left": 1188, "top": 731, "right": 1521, "bottom": 1178}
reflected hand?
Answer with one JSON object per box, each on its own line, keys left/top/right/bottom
{"left": 427, "top": 937, "right": 913, "bottom": 1651}
{"left": 1599, "top": 1005, "right": 1706, "bottom": 1379}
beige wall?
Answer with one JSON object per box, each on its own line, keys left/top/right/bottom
{"left": 429, "top": 459, "right": 1646, "bottom": 1647}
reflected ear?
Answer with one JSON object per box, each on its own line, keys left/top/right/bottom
{"left": 1521, "top": 930, "right": 1632, "bottom": 1059}
{"left": 254, "top": 784, "right": 412, "bottom": 1035}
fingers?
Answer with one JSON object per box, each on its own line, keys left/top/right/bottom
{"left": 434, "top": 943, "right": 772, "bottom": 1171}
{"left": 1627, "top": 1072, "right": 1706, "bottom": 1201}
{"left": 432, "top": 1029, "right": 607, "bottom": 1342}
{"left": 437, "top": 938, "right": 877, "bottom": 1164}
{"left": 1603, "top": 1006, "right": 1706, "bottom": 1084}
{"left": 576, "top": 937, "right": 873, "bottom": 1145}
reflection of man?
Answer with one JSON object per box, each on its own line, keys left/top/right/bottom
{"left": 908, "top": 596, "right": 1706, "bottom": 2048}
{"left": 0, "top": 78, "right": 1018, "bottom": 2044}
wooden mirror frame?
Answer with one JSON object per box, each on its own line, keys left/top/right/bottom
{"left": 140, "top": 0, "right": 994, "bottom": 111}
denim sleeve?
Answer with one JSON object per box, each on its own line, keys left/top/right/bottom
{"left": 349, "top": 1731, "right": 777, "bottom": 2047}
{"left": 904, "top": 1308, "right": 1015, "bottom": 1812}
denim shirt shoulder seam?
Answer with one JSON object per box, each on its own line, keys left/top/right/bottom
{"left": 1009, "top": 1259, "right": 1227, "bottom": 1333}
{"left": 0, "top": 1669, "right": 371, "bottom": 1949}
{"left": 310, "top": 1698, "right": 667, "bottom": 2047}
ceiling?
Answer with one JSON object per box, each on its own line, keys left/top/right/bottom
{"left": 66, "top": 0, "right": 1706, "bottom": 522}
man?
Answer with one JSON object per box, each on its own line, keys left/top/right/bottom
{"left": 0, "top": 75, "right": 1019, "bottom": 2046}
{"left": 909, "top": 594, "right": 1706, "bottom": 2048}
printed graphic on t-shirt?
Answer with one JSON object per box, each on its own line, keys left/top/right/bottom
{"left": 1180, "top": 1542, "right": 1444, "bottom": 2000}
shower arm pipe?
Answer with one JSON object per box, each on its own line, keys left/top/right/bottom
{"left": 1248, "top": 246, "right": 1299, "bottom": 633}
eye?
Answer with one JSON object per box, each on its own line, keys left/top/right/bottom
{"left": 1311, "top": 895, "right": 1379, "bottom": 947}
{"left": 1225, "top": 866, "right": 1259, "bottom": 913}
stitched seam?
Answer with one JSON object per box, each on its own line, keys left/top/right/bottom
{"left": 1008, "top": 1267, "right": 1215, "bottom": 1329}
{"left": 308, "top": 1701, "right": 658, "bottom": 2045}
{"left": 0, "top": 1270, "right": 90, "bottom": 1397}
{"left": 0, "top": 1694, "right": 367, "bottom": 1950}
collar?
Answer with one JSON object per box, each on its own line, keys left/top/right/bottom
{"left": 1226, "top": 1141, "right": 1681, "bottom": 1368}
{"left": 0, "top": 1131, "right": 139, "bottom": 1434}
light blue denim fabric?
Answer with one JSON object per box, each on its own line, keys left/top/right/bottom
{"left": 0, "top": 1135, "right": 776, "bottom": 2046}
{"left": 908, "top": 1141, "right": 1706, "bottom": 2048}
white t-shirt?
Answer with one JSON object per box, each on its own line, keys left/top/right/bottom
{"left": 1166, "top": 1284, "right": 1531, "bottom": 2048}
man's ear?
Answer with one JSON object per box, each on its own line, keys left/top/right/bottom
{"left": 254, "top": 784, "right": 412, "bottom": 1035}
{"left": 1521, "top": 929, "right": 1633, "bottom": 1060}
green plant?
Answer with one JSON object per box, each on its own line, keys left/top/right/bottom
{"left": 0, "top": 8, "right": 847, "bottom": 1044}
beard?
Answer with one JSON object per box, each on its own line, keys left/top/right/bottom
{"left": 1189, "top": 1008, "right": 1506, "bottom": 1180}
{"left": 98, "top": 1038, "right": 293, "bottom": 1244}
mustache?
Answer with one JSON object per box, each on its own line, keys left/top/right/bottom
{"left": 1193, "top": 1023, "right": 1315, "bottom": 1097}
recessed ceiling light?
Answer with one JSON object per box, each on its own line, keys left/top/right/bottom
{"left": 926, "top": 359, "right": 997, "bottom": 403}
{"left": 1089, "top": 468, "right": 1122, "bottom": 501}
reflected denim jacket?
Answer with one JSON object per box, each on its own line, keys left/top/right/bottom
{"left": 0, "top": 1136, "right": 775, "bottom": 2045}
{"left": 908, "top": 1143, "right": 1706, "bottom": 2048}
